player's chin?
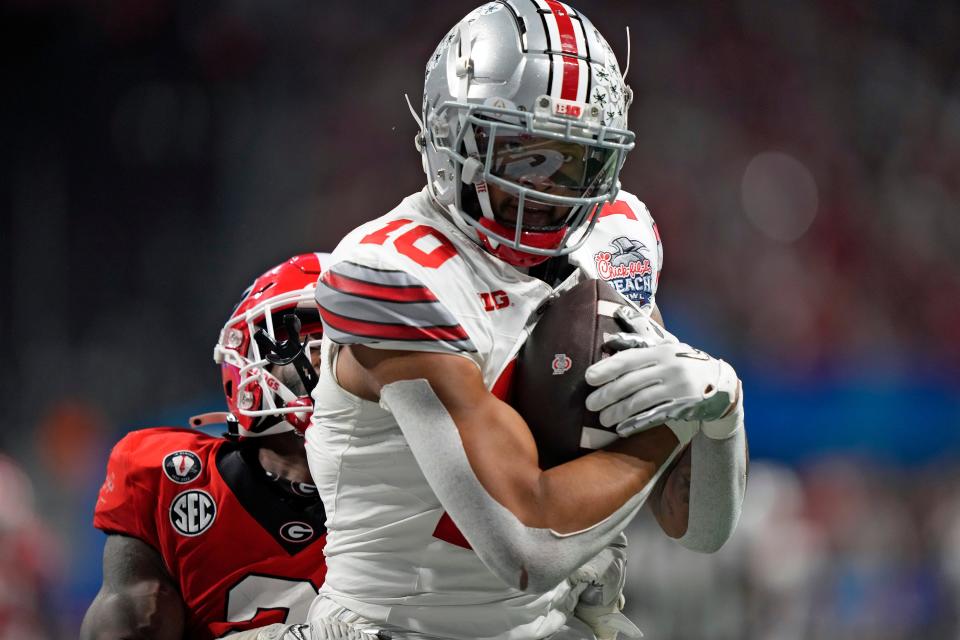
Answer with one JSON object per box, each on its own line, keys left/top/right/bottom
{"left": 496, "top": 201, "right": 570, "bottom": 230}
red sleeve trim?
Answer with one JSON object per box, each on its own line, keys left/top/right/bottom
{"left": 320, "top": 270, "right": 439, "bottom": 303}
{"left": 598, "top": 199, "right": 638, "bottom": 220}
{"left": 318, "top": 306, "right": 470, "bottom": 343}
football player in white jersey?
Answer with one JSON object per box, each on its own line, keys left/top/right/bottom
{"left": 306, "top": 2, "right": 748, "bottom": 639}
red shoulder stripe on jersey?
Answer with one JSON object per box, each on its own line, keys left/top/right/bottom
{"left": 320, "top": 270, "right": 439, "bottom": 304}
{"left": 598, "top": 199, "right": 638, "bottom": 220}
{"left": 317, "top": 306, "right": 471, "bottom": 343}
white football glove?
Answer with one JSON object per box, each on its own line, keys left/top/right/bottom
{"left": 570, "top": 535, "right": 643, "bottom": 640}
{"left": 585, "top": 336, "right": 740, "bottom": 442}
{"left": 601, "top": 305, "right": 679, "bottom": 351}
{"left": 574, "top": 600, "right": 643, "bottom": 640}
{"left": 219, "top": 619, "right": 380, "bottom": 640}
{"left": 218, "top": 623, "right": 310, "bottom": 640}
{"left": 570, "top": 535, "right": 627, "bottom": 608}
{"left": 312, "top": 618, "right": 376, "bottom": 640}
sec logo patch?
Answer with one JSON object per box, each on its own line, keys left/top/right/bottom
{"left": 170, "top": 490, "right": 216, "bottom": 537}
{"left": 163, "top": 450, "right": 202, "bottom": 484}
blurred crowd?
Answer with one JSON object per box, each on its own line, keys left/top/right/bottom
{"left": 626, "top": 459, "right": 960, "bottom": 640}
{"left": 620, "top": 0, "right": 960, "bottom": 373}
{"left": 5, "top": 0, "right": 959, "bottom": 425}
{"left": 2, "top": 0, "right": 959, "bottom": 637}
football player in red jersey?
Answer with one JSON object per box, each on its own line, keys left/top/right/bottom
{"left": 81, "top": 254, "right": 333, "bottom": 640}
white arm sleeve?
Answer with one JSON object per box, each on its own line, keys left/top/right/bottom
{"left": 380, "top": 379, "right": 678, "bottom": 593}
{"left": 677, "top": 396, "right": 747, "bottom": 553}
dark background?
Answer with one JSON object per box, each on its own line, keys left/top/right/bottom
{"left": 1, "top": 0, "right": 959, "bottom": 637}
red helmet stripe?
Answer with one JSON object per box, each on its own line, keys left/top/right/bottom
{"left": 544, "top": 0, "right": 581, "bottom": 101}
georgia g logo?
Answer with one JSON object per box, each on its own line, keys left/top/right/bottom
{"left": 163, "top": 450, "right": 202, "bottom": 484}
{"left": 170, "top": 490, "right": 216, "bottom": 537}
{"left": 279, "top": 521, "right": 315, "bottom": 543}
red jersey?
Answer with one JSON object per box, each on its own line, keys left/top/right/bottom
{"left": 94, "top": 427, "right": 327, "bottom": 640}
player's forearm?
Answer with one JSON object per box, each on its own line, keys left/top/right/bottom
{"left": 457, "top": 394, "right": 678, "bottom": 533}
{"left": 80, "top": 582, "right": 185, "bottom": 640}
{"left": 534, "top": 426, "right": 678, "bottom": 533}
{"left": 648, "top": 444, "right": 691, "bottom": 538}
{"left": 82, "top": 535, "right": 186, "bottom": 640}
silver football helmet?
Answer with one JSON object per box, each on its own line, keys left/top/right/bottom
{"left": 419, "top": 1, "right": 636, "bottom": 267}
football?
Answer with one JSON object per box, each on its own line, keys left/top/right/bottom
{"left": 512, "top": 277, "right": 630, "bottom": 469}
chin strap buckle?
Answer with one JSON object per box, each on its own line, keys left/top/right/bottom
{"left": 461, "top": 157, "right": 483, "bottom": 184}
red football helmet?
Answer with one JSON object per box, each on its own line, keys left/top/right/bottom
{"left": 207, "top": 253, "right": 326, "bottom": 438}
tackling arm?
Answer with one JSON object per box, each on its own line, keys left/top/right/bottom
{"left": 80, "top": 535, "right": 185, "bottom": 640}
{"left": 339, "top": 345, "right": 681, "bottom": 591}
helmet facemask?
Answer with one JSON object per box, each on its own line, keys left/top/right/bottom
{"left": 419, "top": 1, "right": 637, "bottom": 266}
{"left": 438, "top": 99, "right": 632, "bottom": 265}
{"left": 214, "top": 289, "right": 322, "bottom": 437}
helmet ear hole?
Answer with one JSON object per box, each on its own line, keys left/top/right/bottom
{"left": 224, "top": 380, "right": 233, "bottom": 400}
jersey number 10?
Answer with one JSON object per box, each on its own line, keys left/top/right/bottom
{"left": 360, "top": 219, "right": 458, "bottom": 269}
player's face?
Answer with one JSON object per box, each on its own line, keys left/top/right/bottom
{"left": 485, "top": 182, "right": 572, "bottom": 230}
{"left": 305, "top": 332, "right": 322, "bottom": 369}
{"left": 268, "top": 332, "right": 322, "bottom": 397}
{"left": 476, "top": 130, "right": 616, "bottom": 230}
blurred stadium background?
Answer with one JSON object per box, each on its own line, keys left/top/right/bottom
{"left": 2, "top": 0, "right": 959, "bottom": 637}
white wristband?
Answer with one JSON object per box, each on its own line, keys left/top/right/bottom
{"left": 700, "top": 381, "right": 743, "bottom": 440}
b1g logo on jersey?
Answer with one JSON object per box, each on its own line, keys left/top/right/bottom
{"left": 279, "top": 521, "right": 315, "bottom": 543}
{"left": 594, "top": 236, "right": 654, "bottom": 305}
{"left": 479, "top": 290, "right": 510, "bottom": 312}
{"left": 170, "top": 490, "right": 216, "bottom": 537}
{"left": 163, "top": 450, "right": 202, "bottom": 484}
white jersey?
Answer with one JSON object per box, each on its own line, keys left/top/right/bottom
{"left": 306, "top": 188, "right": 661, "bottom": 640}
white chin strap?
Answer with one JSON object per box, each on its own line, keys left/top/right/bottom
{"left": 454, "top": 27, "right": 500, "bottom": 246}
{"left": 461, "top": 124, "right": 497, "bottom": 226}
